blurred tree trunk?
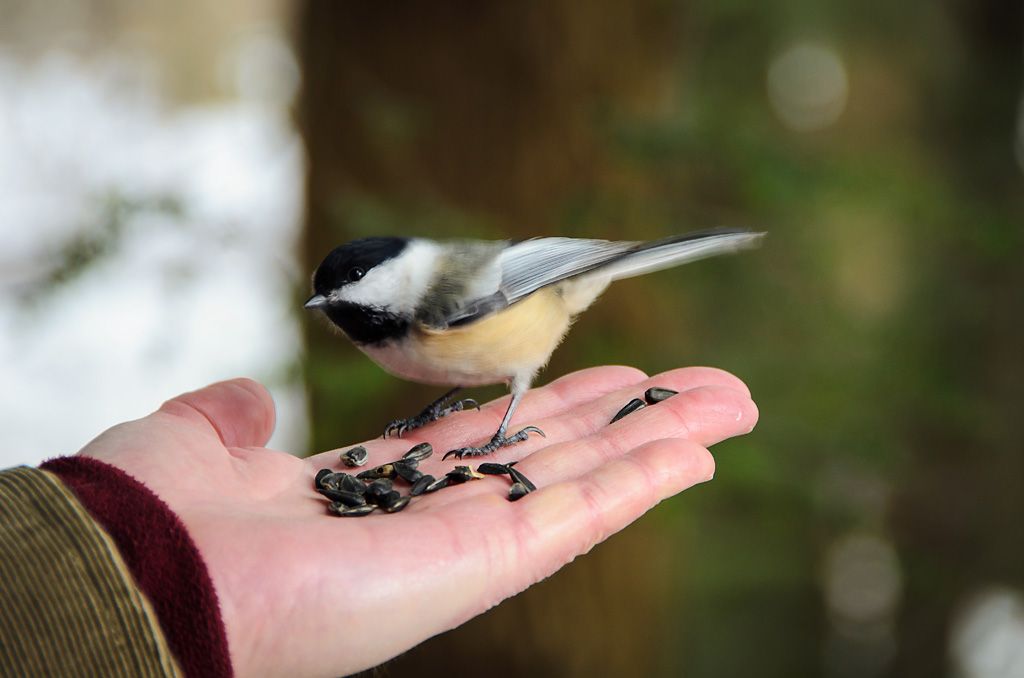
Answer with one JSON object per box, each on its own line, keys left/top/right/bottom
{"left": 296, "top": 2, "right": 683, "bottom": 676}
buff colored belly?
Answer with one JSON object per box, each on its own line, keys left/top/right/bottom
{"left": 360, "top": 288, "right": 573, "bottom": 386}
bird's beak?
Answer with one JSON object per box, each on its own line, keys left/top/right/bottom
{"left": 304, "top": 294, "right": 328, "bottom": 310}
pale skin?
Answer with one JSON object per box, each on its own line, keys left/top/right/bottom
{"left": 78, "top": 365, "right": 758, "bottom": 677}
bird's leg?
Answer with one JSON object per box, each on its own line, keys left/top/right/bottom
{"left": 443, "top": 390, "right": 545, "bottom": 459}
{"left": 383, "top": 386, "right": 480, "bottom": 438}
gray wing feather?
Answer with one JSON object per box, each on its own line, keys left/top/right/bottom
{"left": 442, "top": 291, "right": 508, "bottom": 327}
{"left": 498, "top": 238, "right": 638, "bottom": 304}
{"left": 436, "top": 229, "right": 764, "bottom": 327}
{"left": 500, "top": 229, "right": 763, "bottom": 304}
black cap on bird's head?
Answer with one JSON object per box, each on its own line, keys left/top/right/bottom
{"left": 305, "top": 237, "right": 409, "bottom": 309}
{"left": 304, "top": 236, "right": 413, "bottom": 345}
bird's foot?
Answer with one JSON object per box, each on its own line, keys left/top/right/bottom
{"left": 443, "top": 426, "right": 545, "bottom": 460}
{"left": 383, "top": 388, "right": 479, "bottom": 438}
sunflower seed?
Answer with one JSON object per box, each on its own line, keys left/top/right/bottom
{"left": 318, "top": 488, "right": 367, "bottom": 507}
{"left": 424, "top": 477, "right": 451, "bottom": 493}
{"left": 367, "top": 477, "right": 393, "bottom": 492}
{"left": 328, "top": 502, "right": 376, "bottom": 517}
{"left": 380, "top": 490, "right": 402, "bottom": 508}
{"left": 319, "top": 472, "right": 345, "bottom": 492}
{"left": 477, "top": 462, "right": 511, "bottom": 476}
{"left": 365, "top": 478, "right": 394, "bottom": 504}
{"left": 402, "top": 442, "right": 433, "bottom": 462}
{"left": 357, "top": 463, "right": 395, "bottom": 481}
{"left": 506, "top": 464, "right": 537, "bottom": 492}
{"left": 610, "top": 398, "right": 646, "bottom": 424}
{"left": 644, "top": 387, "right": 678, "bottom": 405}
{"left": 445, "top": 467, "right": 471, "bottom": 483}
{"left": 508, "top": 482, "right": 530, "bottom": 501}
{"left": 340, "top": 446, "right": 369, "bottom": 467}
{"left": 317, "top": 486, "right": 345, "bottom": 501}
{"left": 314, "top": 468, "right": 333, "bottom": 490}
{"left": 337, "top": 473, "right": 366, "bottom": 494}
{"left": 384, "top": 495, "right": 411, "bottom": 513}
{"left": 393, "top": 461, "right": 423, "bottom": 484}
{"left": 410, "top": 475, "right": 435, "bottom": 496}
{"left": 446, "top": 465, "right": 483, "bottom": 483}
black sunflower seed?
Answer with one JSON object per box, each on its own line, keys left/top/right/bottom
{"left": 506, "top": 464, "right": 537, "bottom": 492}
{"left": 337, "top": 473, "right": 366, "bottom": 495}
{"left": 328, "top": 502, "right": 376, "bottom": 517}
{"left": 365, "top": 478, "right": 394, "bottom": 504}
{"left": 340, "top": 446, "right": 369, "bottom": 467}
{"left": 380, "top": 490, "right": 402, "bottom": 508}
{"left": 610, "top": 398, "right": 646, "bottom": 424}
{"left": 368, "top": 477, "right": 394, "bottom": 491}
{"left": 319, "top": 472, "right": 345, "bottom": 492}
{"left": 445, "top": 468, "right": 470, "bottom": 483}
{"left": 384, "top": 496, "right": 411, "bottom": 513}
{"left": 446, "top": 465, "right": 483, "bottom": 483}
{"left": 357, "top": 463, "right": 395, "bottom": 481}
{"left": 508, "top": 482, "right": 530, "bottom": 501}
{"left": 318, "top": 488, "right": 366, "bottom": 507}
{"left": 317, "top": 487, "right": 345, "bottom": 502}
{"left": 477, "top": 462, "right": 511, "bottom": 476}
{"left": 402, "top": 442, "right": 433, "bottom": 462}
{"left": 424, "top": 477, "right": 451, "bottom": 493}
{"left": 410, "top": 475, "right": 435, "bottom": 496}
{"left": 314, "top": 468, "right": 333, "bottom": 490}
{"left": 393, "top": 461, "right": 423, "bottom": 484}
{"left": 644, "top": 387, "right": 678, "bottom": 405}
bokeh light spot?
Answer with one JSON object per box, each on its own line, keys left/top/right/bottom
{"left": 767, "top": 41, "right": 849, "bottom": 132}
{"left": 952, "top": 588, "right": 1024, "bottom": 678}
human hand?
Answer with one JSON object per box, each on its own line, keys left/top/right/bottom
{"left": 78, "top": 365, "right": 757, "bottom": 677}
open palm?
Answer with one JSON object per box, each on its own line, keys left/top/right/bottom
{"left": 80, "top": 365, "right": 757, "bottom": 677}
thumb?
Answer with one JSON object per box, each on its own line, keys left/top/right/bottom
{"left": 159, "top": 378, "right": 276, "bottom": 449}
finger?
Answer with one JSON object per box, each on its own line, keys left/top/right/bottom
{"left": 306, "top": 364, "right": 750, "bottom": 473}
{"left": 408, "top": 365, "right": 649, "bottom": 449}
{"left": 399, "top": 439, "right": 714, "bottom": 613}
{"left": 305, "top": 365, "right": 648, "bottom": 468}
{"left": 423, "top": 372, "right": 754, "bottom": 486}
{"left": 411, "top": 384, "right": 754, "bottom": 510}
{"left": 506, "top": 439, "right": 714, "bottom": 585}
{"left": 570, "top": 382, "right": 758, "bottom": 455}
{"left": 669, "top": 365, "right": 752, "bottom": 397}
{"left": 434, "top": 365, "right": 751, "bottom": 453}
{"left": 158, "top": 378, "right": 276, "bottom": 448}
{"left": 523, "top": 384, "right": 756, "bottom": 479}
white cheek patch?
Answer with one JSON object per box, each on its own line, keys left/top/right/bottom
{"left": 334, "top": 240, "right": 441, "bottom": 314}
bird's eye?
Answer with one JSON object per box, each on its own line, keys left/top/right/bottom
{"left": 348, "top": 267, "right": 365, "bottom": 282}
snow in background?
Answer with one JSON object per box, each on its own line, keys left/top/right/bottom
{"left": 0, "top": 34, "right": 307, "bottom": 465}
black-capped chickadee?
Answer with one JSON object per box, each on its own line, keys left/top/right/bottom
{"left": 305, "top": 229, "right": 763, "bottom": 458}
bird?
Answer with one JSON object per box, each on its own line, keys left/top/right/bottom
{"left": 305, "top": 229, "right": 763, "bottom": 458}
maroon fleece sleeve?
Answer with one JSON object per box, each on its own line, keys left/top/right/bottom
{"left": 41, "top": 456, "right": 232, "bottom": 678}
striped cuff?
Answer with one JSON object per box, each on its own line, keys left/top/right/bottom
{"left": 41, "top": 456, "right": 232, "bottom": 678}
{"left": 0, "top": 466, "right": 182, "bottom": 676}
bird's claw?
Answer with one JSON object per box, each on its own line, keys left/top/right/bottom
{"left": 382, "top": 393, "right": 478, "bottom": 438}
{"left": 382, "top": 420, "right": 406, "bottom": 439}
{"left": 443, "top": 426, "right": 545, "bottom": 459}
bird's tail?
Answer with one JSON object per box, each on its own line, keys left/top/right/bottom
{"left": 600, "top": 229, "right": 765, "bottom": 282}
